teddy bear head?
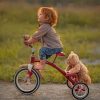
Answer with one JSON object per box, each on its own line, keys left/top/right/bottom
{"left": 66, "top": 51, "right": 80, "bottom": 66}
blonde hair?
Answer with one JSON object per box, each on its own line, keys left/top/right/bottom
{"left": 38, "top": 7, "right": 58, "bottom": 26}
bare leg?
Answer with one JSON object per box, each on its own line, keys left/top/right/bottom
{"left": 34, "top": 60, "right": 46, "bottom": 70}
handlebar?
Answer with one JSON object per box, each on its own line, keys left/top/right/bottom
{"left": 24, "top": 41, "right": 33, "bottom": 48}
{"left": 23, "top": 35, "right": 33, "bottom": 48}
{"left": 28, "top": 44, "right": 33, "bottom": 48}
{"left": 24, "top": 44, "right": 35, "bottom": 54}
{"left": 23, "top": 35, "right": 35, "bottom": 53}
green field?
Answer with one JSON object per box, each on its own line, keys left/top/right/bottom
{"left": 0, "top": 2, "right": 100, "bottom": 83}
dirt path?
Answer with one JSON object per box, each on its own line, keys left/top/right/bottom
{"left": 0, "top": 82, "right": 100, "bottom": 100}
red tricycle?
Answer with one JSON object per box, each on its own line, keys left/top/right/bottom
{"left": 14, "top": 44, "right": 89, "bottom": 100}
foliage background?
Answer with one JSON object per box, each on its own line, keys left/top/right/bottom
{"left": 0, "top": 0, "right": 100, "bottom": 83}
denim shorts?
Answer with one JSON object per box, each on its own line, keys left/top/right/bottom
{"left": 39, "top": 47, "right": 63, "bottom": 60}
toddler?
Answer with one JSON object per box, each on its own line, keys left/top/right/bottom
{"left": 24, "top": 7, "right": 63, "bottom": 70}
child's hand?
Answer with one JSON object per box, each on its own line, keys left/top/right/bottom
{"left": 24, "top": 38, "right": 32, "bottom": 46}
{"left": 24, "top": 35, "right": 30, "bottom": 40}
{"left": 24, "top": 35, "right": 38, "bottom": 46}
{"left": 24, "top": 35, "right": 32, "bottom": 46}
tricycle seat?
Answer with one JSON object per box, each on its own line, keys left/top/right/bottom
{"left": 56, "top": 52, "right": 65, "bottom": 56}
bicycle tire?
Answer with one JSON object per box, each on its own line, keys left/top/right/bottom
{"left": 72, "top": 82, "right": 89, "bottom": 99}
{"left": 66, "top": 74, "right": 78, "bottom": 89}
{"left": 66, "top": 80, "right": 73, "bottom": 89}
{"left": 14, "top": 66, "right": 40, "bottom": 94}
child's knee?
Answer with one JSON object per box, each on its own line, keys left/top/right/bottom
{"left": 40, "top": 59, "right": 46, "bottom": 64}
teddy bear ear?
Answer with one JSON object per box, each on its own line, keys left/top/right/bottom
{"left": 71, "top": 51, "right": 74, "bottom": 54}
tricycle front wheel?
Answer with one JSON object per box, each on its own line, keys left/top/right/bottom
{"left": 14, "top": 66, "right": 40, "bottom": 94}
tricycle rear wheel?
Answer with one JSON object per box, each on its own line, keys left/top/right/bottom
{"left": 72, "top": 82, "right": 89, "bottom": 99}
{"left": 66, "top": 80, "right": 73, "bottom": 89}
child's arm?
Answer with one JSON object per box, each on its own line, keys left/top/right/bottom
{"left": 32, "top": 24, "right": 49, "bottom": 41}
{"left": 24, "top": 35, "right": 38, "bottom": 45}
{"left": 24, "top": 24, "right": 49, "bottom": 45}
{"left": 25, "top": 37, "right": 38, "bottom": 44}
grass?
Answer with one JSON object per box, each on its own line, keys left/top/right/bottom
{"left": 58, "top": 27, "right": 100, "bottom": 59}
{"left": 0, "top": 2, "right": 100, "bottom": 83}
{"left": 40, "top": 64, "right": 100, "bottom": 83}
{"left": 88, "top": 64, "right": 100, "bottom": 83}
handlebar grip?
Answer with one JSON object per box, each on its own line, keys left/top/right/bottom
{"left": 29, "top": 44, "right": 32, "bottom": 48}
{"left": 23, "top": 35, "right": 33, "bottom": 48}
{"left": 24, "top": 40, "right": 32, "bottom": 48}
{"left": 24, "top": 35, "right": 30, "bottom": 40}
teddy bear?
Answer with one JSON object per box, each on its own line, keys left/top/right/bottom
{"left": 65, "top": 51, "right": 91, "bottom": 84}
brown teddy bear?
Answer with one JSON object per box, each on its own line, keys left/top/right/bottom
{"left": 65, "top": 51, "right": 91, "bottom": 84}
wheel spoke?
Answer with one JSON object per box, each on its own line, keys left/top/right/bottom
{"left": 72, "top": 83, "right": 89, "bottom": 99}
{"left": 14, "top": 67, "right": 40, "bottom": 94}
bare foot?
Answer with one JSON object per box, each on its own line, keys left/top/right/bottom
{"left": 34, "top": 63, "right": 44, "bottom": 70}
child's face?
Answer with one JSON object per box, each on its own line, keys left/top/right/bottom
{"left": 38, "top": 12, "right": 47, "bottom": 23}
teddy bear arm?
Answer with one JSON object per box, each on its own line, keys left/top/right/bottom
{"left": 66, "top": 66, "right": 71, "bottom": 71}
{"left": 69, "top": 64, "right": 80, "bottom": 74}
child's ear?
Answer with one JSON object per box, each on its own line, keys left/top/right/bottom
{"left": 45, "top": 16, "right": 49, "bottom": 21}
